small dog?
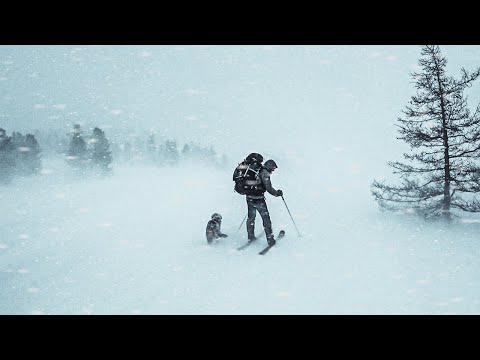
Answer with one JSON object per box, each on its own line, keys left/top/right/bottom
{"left": 206, "top": 213, "right": 228, "bottom": 244}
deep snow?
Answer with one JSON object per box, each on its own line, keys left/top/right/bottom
{"left": 2, "top": 157, "right": 480, "bottom": 315}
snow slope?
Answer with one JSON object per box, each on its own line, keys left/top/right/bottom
{"left": 2, "top": 157, "right": 480, "bottom": 315}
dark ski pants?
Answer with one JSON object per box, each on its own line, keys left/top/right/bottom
{"left": 246, "top": 197, "right": 274, "bottom": 241}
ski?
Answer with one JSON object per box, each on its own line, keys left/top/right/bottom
{"left": 236, "top": 238, "right": 257, "bottom": 250}
{"left": 236, "top": 231, "right": 263, "bottom": 250}
{"left": 258, "top": 230, "right": 285, "bottom": 255}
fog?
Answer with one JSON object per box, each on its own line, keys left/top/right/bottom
{"left": 1, "top": 45, "right": 480, "bottom": 314}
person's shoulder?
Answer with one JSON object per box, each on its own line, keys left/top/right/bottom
{"left": 259, "top": 167, "right": 270, "bottom": 179}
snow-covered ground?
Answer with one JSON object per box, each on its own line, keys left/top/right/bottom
{"left": 2, "top": 157, "right": 480, "bottom": 315}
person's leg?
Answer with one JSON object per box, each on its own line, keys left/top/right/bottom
{"left": 258, "top": 199, "right": 274, "bottom": 243}
{"left": 246, "top": 198, "right": 257, "bottom": 240}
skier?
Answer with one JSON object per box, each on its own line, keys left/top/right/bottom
{"left": 206, "top": 213, "right": 228, "bottom": 244}
{"left": 245, "top": 159, "right": 283, "bottom": 246}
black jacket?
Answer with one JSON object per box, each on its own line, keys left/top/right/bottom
{"left": 246, "top": 167, "right": 279, "bottom": 199}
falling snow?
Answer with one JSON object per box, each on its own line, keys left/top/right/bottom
{"left": 1, "top": 45, "right": 480, "bottom": 314}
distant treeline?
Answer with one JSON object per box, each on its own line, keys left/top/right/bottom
{"left": 0, "top": 124, "right": 228, "bottom": 185}
{"left": 0, "top": 128, "right": 41, "bottom": 184}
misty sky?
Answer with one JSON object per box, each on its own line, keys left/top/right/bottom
{"left": 2, "top": 45, "right": 479, "bottom": 165}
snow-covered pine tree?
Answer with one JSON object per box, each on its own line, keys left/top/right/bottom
{"left": 67, "top": 124, "right": 88, "bottom": 170}
{"left": 0, "top": 128, "right": 16, "bottom": 184}
{"left": 89, "top": 127, "right": 113, "bottom": 173}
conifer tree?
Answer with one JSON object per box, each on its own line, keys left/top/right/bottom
{"left": 372, "top": 45, "right": 480, "bottom": 220}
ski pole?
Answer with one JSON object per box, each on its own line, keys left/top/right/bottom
{"left": 236, "top": 213, "right": 247, "bottom": 233}
{"left": 282, "top": 195, "right": 301, "bottom": 237}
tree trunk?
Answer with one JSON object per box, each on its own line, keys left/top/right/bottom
{"left": 436, "top": 64, "right": 451, "bottom": 220}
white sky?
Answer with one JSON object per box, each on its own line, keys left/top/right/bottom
{"left": 1, "top": 45, "right": 480, "bottom": 314}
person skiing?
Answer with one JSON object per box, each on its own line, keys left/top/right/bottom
{"left": 206, "top": 213, "right": 228, "bottom": 244}
{"left": 244, "top": 158, "right": 283, "bottom": 246}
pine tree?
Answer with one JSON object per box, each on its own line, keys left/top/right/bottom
{"left": 89, "top": 127, "right": 112, "bottom": 173}
{"left": 182, "top": 143, "right": 191, "bottom": 158}
{"left": 0, "top": 128, "right": 16, "bottom": 184}
{"left": 164, "top": 139, "right": 179, "bottom": 166}
{"left": 67, "top": 124, "right": 88, "bottom": 170}
{"left": 372, "top": 45, "right": 480, "bottom": 220}
{"left": 19, "top": 134, "right": 42, "bottom": 175}
{"left": 26, "top": 134, "right": 41, "bottom": 173}
{"left": 146, "top": 133, "right": 157, "bottom": 164}
{"left": 123, "top": 141, "right": 133, "bottom": 163}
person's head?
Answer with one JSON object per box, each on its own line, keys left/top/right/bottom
{"left": 211, "top": 213, "right": 222, "bottom": 222}
{"left": 245, "top": 152, "right": 263, "bottom": 165}
{"left": 264, "top": 159, "right": 278, "bottom": 172}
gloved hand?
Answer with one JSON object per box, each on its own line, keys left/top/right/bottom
{"left": 219, "top": 233, "right": 228, "bottom": 238}
{"left": 276, "top": 189, "right": 283, "bottom": 197}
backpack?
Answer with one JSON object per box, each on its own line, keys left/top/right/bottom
{"left": 233, "top": 161, "right": 262, "bottom": 195}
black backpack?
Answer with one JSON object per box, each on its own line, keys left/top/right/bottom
{"left": 233, "top": 161, "right": 263, "bottom": 195}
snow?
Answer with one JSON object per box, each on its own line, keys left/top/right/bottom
{"left": 2, "top": 156, "right": 480, "bottom": 314}
{"left": 2, "top": 45, "right": 480, "bottom": 314}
